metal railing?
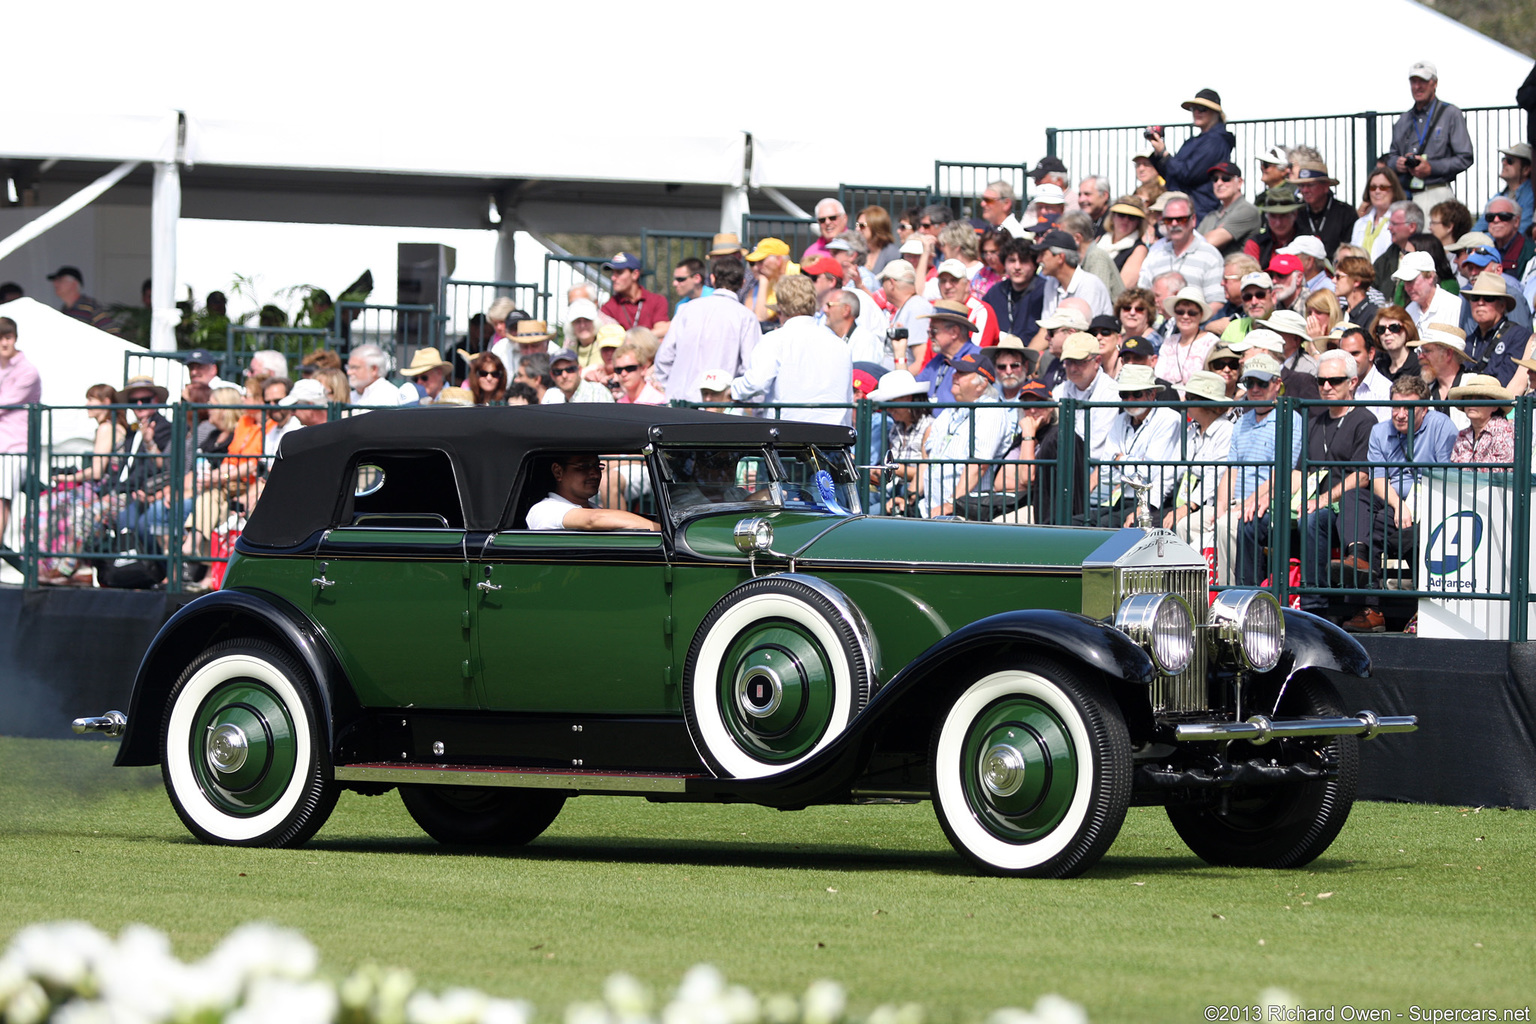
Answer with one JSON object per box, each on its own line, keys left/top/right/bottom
{"left": 5, "top": 394, "right": 1533, "bottom": 640}
{"left": 838, "top": 185, "right": 932, "bottom": 224}
{"left": 639, "top": 230, "right": 716, "bottom": 316}
{"left": 1046, "top": 106, "right": 1521, "bottom": 220}
{"left": 542, "top": 255, "right": 611, "bottom": 332}
{"left": 934, "top": 162, "right": 1032, "bottom": 216}
{"left": 227, "top": 326, "right": 332, "bottom": 381}
{"left": 740, "top": 214, "right": 816, "bottom": 261}
{"left": 437, "top": 278, "right": 546, "bottom": 353}
{"left": 333, "top": 302, "right": 435, "bottom": 371}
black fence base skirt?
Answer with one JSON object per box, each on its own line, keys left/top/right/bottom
{"left": 3, "top": 589, "right": 1533, "bottom": 809}
{"left": 0, "top": 586, "right": 193, "bottom": 740}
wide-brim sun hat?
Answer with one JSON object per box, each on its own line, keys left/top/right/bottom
{"left": 1161, "top": 286, "right": 1212, "bottom": 321}
{"left": 1181, "top": 88, "right": 1224, "bottom": 119}
{"left": 121, "top": 375, "right": 169, "bottom": 403}
{"left": 868, "top": 369, "right": 932, "bottom": 403}
{"left": 1447, "top": 373, "right": 1512, "bottom": 406}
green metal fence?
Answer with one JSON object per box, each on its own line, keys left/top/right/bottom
{"left": 227, "top": 326, "right": 332, "bottom": 380}
{"left": 1046, "top": 106, "right": 1522, "bottom": 221}
{"left": 934, "top": 162, "right": 1032, "bottom": 217}
{"left": 639, "top": 230, "right": 717, "bottom": 316}
{"left": 541, "top": 254, "right": 612, "bottom": 331}
{"left": 740, "top": 213, "right": 816, "bottom": 260}
{"left": 438, "top": 278, "right": 545, "bottom": 353}
{"left": 838, "top": 185, "right": 932, "bottom": 224}
{"left": 5, "top": 394, "right": 1535, "bottom": 640}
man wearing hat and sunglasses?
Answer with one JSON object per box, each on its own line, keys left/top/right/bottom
{"left": 1145, "top": 89, "right": 1236, "bottom": 221}
{"left": 1289, "top": 159, "right": 1358, "bottom": 257}
{"left": 1473, "top": 144, "right": 1534, "bottom": 235}
{"left": 915, "top": 300, "right": 985, "bottom": 401}
{"left": 1461, "top": 269, "right": 1529, "bottom": 389}
{"left": 1198, "top": 163, "right": 1261, "bottom": 257}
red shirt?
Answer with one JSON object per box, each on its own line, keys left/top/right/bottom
{"left": 602, "top": 289, "right": 670, "bottom": 329}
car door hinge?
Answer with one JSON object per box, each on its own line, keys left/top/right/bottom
{"left": 461, "top": 610, "right": 471, "bottom": 629}
{"left": 664, "top": 665, "right": 674, "bottom": 688}
{"left": 462, "top": 563, "right": 472, "bottom": 580}
{"left": 461, "top": 659, "right": 473, "bottom": 678}
{"left": 663, "top": 615, "right": 673, "bottom": 635}
{"left": 663, "top": 564, "right": 673, "bottom": 585}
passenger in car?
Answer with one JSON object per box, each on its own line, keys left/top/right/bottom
{"left": 526, "top": 456, "right": 659, "bottom": 531}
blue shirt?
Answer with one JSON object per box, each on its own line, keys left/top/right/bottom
{"left": 1473, "top": 179, "right": 1535, "bottom": 235}
{"left": 1229, "top": 407, "right": 1303, "bottom": 505}
{"left": 677, "top": 285, "right": 715, "bottom": 306}
{"left": 915, "top": 340, "right": 983, "bottom": 402}
{"left": 1368, "top": 409, "right": 1457, "bottom": 497}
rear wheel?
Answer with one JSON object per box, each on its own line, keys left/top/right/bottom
{"left": 399, "top": 785, "right": 565, "bottom": 846}
{"left": 1167, "top": 672, "right": 1359, "bottom": 868}
{"left": 931, "top": 657, "right": 1131, "bottom": 878}
{"left": 160, "top": 639, "right": 337, "bottom": 847}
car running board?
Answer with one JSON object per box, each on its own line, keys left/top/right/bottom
{"left": 334, "top": 763, "right": 701, "bottom": 794}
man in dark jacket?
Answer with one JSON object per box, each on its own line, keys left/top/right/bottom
{"left": 1147, "top": 89, "right": 1236, "bottom": 220}
{"left": 983, "top": 237, "right": 1046, "bottom": 339}
{"left": 1291, "top": 159, "right": 1358, "bottom": 256}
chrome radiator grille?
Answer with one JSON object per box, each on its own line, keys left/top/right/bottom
{"left": 1118, "top": 566, "right": 1209, "bottom": 712}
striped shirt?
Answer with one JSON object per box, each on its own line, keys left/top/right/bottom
{"left": 1137, "top": 234, "right": 1226, "bottom": 306}
{"left": 1228, "top": 407, "right": 1303, "bottom": 507}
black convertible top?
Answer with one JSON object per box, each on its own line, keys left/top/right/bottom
{"left": 244, "top": 404, "right": 856, "bottom": 546}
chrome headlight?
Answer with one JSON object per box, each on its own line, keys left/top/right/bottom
{"left": 1209, "top": 589, "right": 1284, "bottom": 673}
{"left": 733, "top": 517, "right": 773, "bottom": 555}
{"left": 1115, "top": 593, "right": 1194, "bottom": 674}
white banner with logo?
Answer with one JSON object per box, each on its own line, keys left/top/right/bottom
{"left": 1413, "top": 468, "right": 1532, "bottom": 640}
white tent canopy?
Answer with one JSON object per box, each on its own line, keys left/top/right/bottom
{"left": 6, "top": 1, "right": 1531, "bottom": 193}
{"left": 0, "top": 297, "right": 168, "bottom": 449}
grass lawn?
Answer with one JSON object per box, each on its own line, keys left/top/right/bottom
{"left": 2, "top": 736, "right": 1533, "bottom": 1023}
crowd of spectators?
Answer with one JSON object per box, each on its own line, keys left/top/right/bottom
{"left": 3, "top": 62, "right": 1533, "bottom": 623}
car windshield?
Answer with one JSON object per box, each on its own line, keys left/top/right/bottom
{"left": 659, "top": 445, "right": 861, "bottom": 519}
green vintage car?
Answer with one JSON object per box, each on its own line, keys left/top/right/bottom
{"left": 75, "top": 404, "right": 1416, "bottom": 877}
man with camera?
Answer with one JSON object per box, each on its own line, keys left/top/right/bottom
{"left": 1385, "top": 61, "right": 1474, "bottom": 218}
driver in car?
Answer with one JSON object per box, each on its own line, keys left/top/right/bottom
{"left": 527, "top": 455, "right": 660, "bottom": 531}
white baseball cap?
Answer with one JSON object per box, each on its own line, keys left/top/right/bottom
{"left": 936, "top": 258, "right": 970, "bottom": 279}
{"left": 1408, "top": 60, "right": 1438, "bottom": 81}
{"left": 1391, "top": 250, "right": 1437, "bottom": 282}
{"left": 1239, "top": 271, "right": 1274, "bottom": 292}
{"left": 1277, "top": 236, "right": 1328, "bottom": 261}
{"left": 1034, "top": 184, "right": 1066, "bottom": 205}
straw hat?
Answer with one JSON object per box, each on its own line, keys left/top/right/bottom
{"left": 1461, "top": 270, "right": 1518, "bottom": 312}
{"left": 928, "top": 299, "right": 977, "bottom": 331}
{"left": 1108, "top": 195, "right": 1147, "bottom": 219}
{"left": 1161, "top": 285, "right": 1212, "bottom": 321}
{"left": 708, "top": 233, "right": 746, "bottom": 256}
{"left": 1180, "top": 88, "right": 1224, "bottom": 119}
{"left": 1409, "top": 323, "right": 1474, "bottom": 361}
{"left": 435, "top": 387, "right": 475, "bottom": 407}
{"left": 400, "top": 347, "right": 452, "bottom": 377}
{"left": 513, "top": 319, "right": 553, "bottom": 343}
{"left": 1446, "top": 374, "right": 1512, "bottom": 404}
{"left": 121, "top": 375, "right": 168, "bottom": 403}
{"left": 1288, "top": 159, "right": 1339, "bottom": 188}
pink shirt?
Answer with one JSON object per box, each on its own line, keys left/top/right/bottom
{"left": 0, "top": 351, "right": 42, "bottom": 454}
{"left": 617, "top": 381, "right": 667, "bottom": 405}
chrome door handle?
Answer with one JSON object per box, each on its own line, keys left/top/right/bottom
{"left": 312, "top": 576, "right": 335, "bottom": 589}
{"left": 476, "top": 580, "right": 502, "bottom": 592}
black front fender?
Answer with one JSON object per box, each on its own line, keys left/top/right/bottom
{"left": 1245, "top": 608, "right": 1372, "bottom": 714}
{"left": 115, "top": 589, "right": 350, "bottom": 766}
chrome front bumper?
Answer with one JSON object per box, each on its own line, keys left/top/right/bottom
{"left": 1174, "top": 711, "right": 1417, "bottom": 744}
{"left": 72, "top": 710, "right": 127, "bottom": 737}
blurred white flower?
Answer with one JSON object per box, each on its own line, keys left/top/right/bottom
{"left": 718, "top": 985, "right": 760, "bottom": 1024}
{"left": 1260, "top": 988, "right": 1300, "bottom": 1013}
{"left": 480, "top": 996, "right": 533, "bottom": 1024}
{"left": 10, "top": 921, "right": 112, "bottom": 990}
{"left": 227, "top": 977, "right": 338, "bottom": 1024}
{"left": 675, "top": 965, "right": 725, "bottom": 1005}
{"left": 802, "top": 981, "right": 845, "bottom": 1024}
{"left": 6, "top": 979, "right": 54, "bottom": 1024}
{"left": 604, "top": 972, "right": 652, "bottom": 1016}
{"left": 0, "top": 955, "right": 29, "bottom": 1004}
{"left": 1030, "top": 995, "right": 1088, "bottom": 1024}
{"left": 205, "top": 923, "right": 318, "bottom": 987}
{"left": 564, "top": 999, "right": 612, "bottom": 1024}
{"left": 762, "top": 993, "right": 800, "bottom": 1024}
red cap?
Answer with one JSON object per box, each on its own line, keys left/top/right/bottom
{"left": 1267, "top": 253, "right": 1303, "bottom": 276}
{"left": 802, "top": 256, "right": 844, "bottom": 280}
{"left": 851, "top": 366, "right": 880, "bottom": 397}
{"left": 1207, "top": 161, "right": 1240, "bottom": 178}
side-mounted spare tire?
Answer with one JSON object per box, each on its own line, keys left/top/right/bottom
{"left": 160, "top": 639, "right": 338, "bottom": 847}
{"left": 683, "top": 574, "right": 876, "bottom": 779}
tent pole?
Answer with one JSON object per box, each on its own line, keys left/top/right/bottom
{"left": 150, "top": 162, "right": 181, "bottom": 353}
{"left": 0, "top": 160, "right": 139, "bottom": 264}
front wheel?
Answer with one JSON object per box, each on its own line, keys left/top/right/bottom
{"left": 399, "top": 785, "right": 565, "bottom": 846}
{"left": 931, "top": 658, "right": 1131, "bottom": 878}
{"left": 160, "top": 639, "right": 337, "bottom": 846}
{"left": 1167, "top": 672, "right": 1359, "bottom": 868}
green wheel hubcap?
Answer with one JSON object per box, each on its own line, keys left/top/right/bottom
{"left": 961, "top": 697, "right": 1078, "bottom": 842}
{"left": 190, "top": 682, "right": 298, "bottom": 815}
{"left": 718, "top": 623, "right": 834, "bottom": 762}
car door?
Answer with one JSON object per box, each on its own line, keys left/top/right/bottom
{"left": 312, "top": 452, "right": 475, "bottom": 710}
{"left": 473, "top": 528, "right": 673, "bottom": 714}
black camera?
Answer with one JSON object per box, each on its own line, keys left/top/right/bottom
{"left": 889, "top": 327, "right": 908, "bottom": 341}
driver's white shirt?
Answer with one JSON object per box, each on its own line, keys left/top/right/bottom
{"left": 526, "top": 492, "right": 594, "bottom": 531}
